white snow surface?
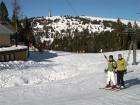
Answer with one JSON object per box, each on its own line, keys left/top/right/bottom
{"left": 0, "top": 45, "right": 27, "bottom": 52}
{"left": 0, "top": 50, "right": 140, "bottom": 105}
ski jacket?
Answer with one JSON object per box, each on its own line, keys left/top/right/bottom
{"left": 107, "top": 60, "right": 117, "bottom": 72}
{"left": 117, "top": 58, "right": 127, "bottom": 71}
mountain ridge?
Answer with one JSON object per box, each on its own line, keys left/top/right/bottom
{"left": 31, "top": 16, "right": 140, "bottom": 43}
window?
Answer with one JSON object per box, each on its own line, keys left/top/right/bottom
{"left": 0, "top": 53, "right": 15, "bottom": 62}
{"left": 0, "top": 55, "right": 5, "bottom": 62}
{"left": 6, "top": 54, "right": 10, "bottom": 61}
{"left": 10, "top": 54, "right": 15, "bottom": 61}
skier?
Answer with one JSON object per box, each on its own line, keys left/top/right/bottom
{"left": 105, "top": 55, "right": 117, "bottom": 89}
{"left": 116, "top": 54, "right": 127, "bottom": 89}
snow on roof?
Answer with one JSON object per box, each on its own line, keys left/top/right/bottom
{"left": 0, "top": 45, "right": 27, "bottom": 52}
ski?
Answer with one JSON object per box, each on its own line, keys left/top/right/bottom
{"left": 99, "top": 87, "right": 112, "bottom": 90}
{"left": 99, "top": 87, "right": 127, "bottom": 91}
{"left": 99, "top": 88, "right": 120, "bottom": 91}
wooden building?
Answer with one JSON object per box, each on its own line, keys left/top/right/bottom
{"left": 0, "top": 23, "right": 28, "bottom": 62}
{"left": 0, "top": 24, "right": 14, "bottom": 47}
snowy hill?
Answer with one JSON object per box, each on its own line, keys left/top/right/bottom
{"left": 32, "top": 16, "right": 140, "bottom": 38}
{"left": 33, "top": 16, "right": 112, "bottom": 34}
{"left": 0, "top": 50, "right": 140, "bottom": 105}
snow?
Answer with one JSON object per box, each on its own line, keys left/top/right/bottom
{"left": 32, "top": 16, "right": 140, "bottom": 44}
{"left": 0, "top": 45, "right": 27, "bottom": 52}
{"left": 80, "top": 16, "right": 140, "bottom": 26}
{"left": 33, "top": 16, "right": 116, "bottom": 35}
{"left": 33, "top": 16, "right": 140, "bottom": 34}
{"left": 40, "top": 36, "right": 50, "bottom": 43}
{"left": 34, "top": 22, "right": 44, "bottom": 29}
{"left": 0, "top": 50, "right": 140, "bottom": 105}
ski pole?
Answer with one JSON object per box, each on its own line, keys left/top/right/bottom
{"left": 103, "top": 53, "right": 108, "bottom": 61}
{"left": 100, "top": 49, "right": 108, "bottom": 61}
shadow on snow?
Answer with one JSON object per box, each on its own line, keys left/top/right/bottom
{"left": 29, "top": 51, "right": 58, "bottom": 62}
{"left": 125, "top": 78, "right": 140, "bottom": 87}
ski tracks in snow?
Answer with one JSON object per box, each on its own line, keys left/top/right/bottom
{"left": 0, "top": 51, "right": 140, "bottom": 105}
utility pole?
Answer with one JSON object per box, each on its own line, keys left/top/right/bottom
{"left": 48, "top": 10, "right": 52, "bottom": 17}
{"left": 15, "top": 19, "right": 18, "bottom": 47}
{"left": 132, "top": 30, "right": 137, "bottom": 65}
{"left": 127, "top": 28, "right": 137, "bottom": 65}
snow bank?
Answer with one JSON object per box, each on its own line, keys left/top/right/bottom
{"left": 0, "top": 62, "right": 79, "bottom": 88}
{"left": 0, "top": 52, "right": 80, "bottom": 88}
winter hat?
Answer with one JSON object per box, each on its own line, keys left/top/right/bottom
{"left": 118, "top": 54, "right": 122, "bottom": 58}
{"left": 109, "top": 55, "right": 113, "bottom": 59}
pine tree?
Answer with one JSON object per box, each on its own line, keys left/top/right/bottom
{"left": 127, "top": 22, "right": 132, "bottom": 28}
{"left": 114, "top": 18, "right": 126, "bottom": 50}
{"left": 22, "top": 17, "right": 33, "bottom": 42}
{"left": 133, "top": 21, "right": 139, "bottom": 29}
{"left": 133, "top": 21, "right": 140, "bottom": 49}
{"left": 0, "top": 1, "right": 9, "bottom": 23}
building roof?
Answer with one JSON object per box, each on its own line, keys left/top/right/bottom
{"left": 0, "top": 23, "right": 16, "bottom": 35}
{"left": 0, "top": 45, "right": 27, "bottom": 52}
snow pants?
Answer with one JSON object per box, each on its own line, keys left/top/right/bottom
{"left": 106, "top": 71, "right": 116, "bottom": 85}
{"left": 117, "top": 71, "right": 125, "bottom": 86}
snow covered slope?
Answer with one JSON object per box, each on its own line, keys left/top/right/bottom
{"left": 32, "top": 16, "right": 140, "bottom": 43}
{"left": 0, "top": 50, "right": 140, "bottom": 105}
{"left": 32, "top": 16, "right": 140, "bottom": 36}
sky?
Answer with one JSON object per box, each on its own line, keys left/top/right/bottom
{"left": 2, "top": 0, "right": 140, "bottom": 20}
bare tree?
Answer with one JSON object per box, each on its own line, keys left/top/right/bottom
{"left": 11, "top": 0, "right": 21, "bottom": 47}
{"left": 11, "top": 0, "right": 21, "bottom": 23}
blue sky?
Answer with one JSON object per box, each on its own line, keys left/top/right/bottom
{"left": 3, "top": 0, "right": 140, "bottom": 20}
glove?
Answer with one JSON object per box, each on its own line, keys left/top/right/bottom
{"left": 114, "top": 70, "right": 117, "bottom": 74}
{"left": 104, "top": 69, "right": 108, "bottom": 73}
{"left": 124, "top": 70, "right": 127, "bottom": 74}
